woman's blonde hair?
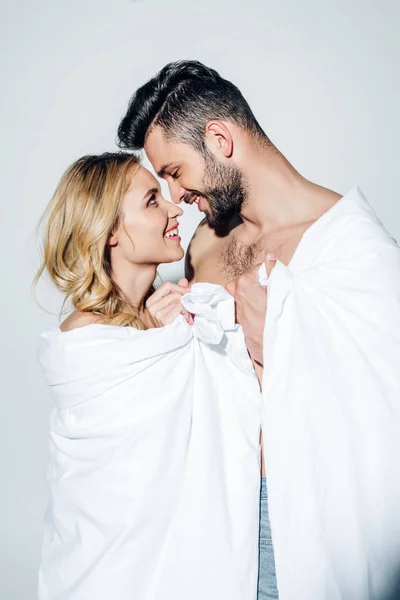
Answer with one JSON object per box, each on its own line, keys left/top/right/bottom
{"left": 34, "top": 152, "right": 156, "bottom": 329}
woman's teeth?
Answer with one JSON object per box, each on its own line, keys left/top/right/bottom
{"left": 165, "top": 227, "right": 179, "bottom": 238}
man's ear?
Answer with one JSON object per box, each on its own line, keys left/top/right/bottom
{"left": 204, "top": 120, "right": 234, "bottom": 159}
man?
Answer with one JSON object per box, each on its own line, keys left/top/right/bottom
{"left": 117, "top": 61, "right": 400, "bottom": 600}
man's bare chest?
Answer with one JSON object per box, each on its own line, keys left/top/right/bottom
{"left": 217, "top": 225, "right": 309, "bottom": 280}
{"left": 189, "top": 219, "right": 315, "bottom": 286}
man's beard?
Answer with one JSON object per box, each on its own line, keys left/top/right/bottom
{"left": 198, "top": 151, "right": 248, "bottom": 227}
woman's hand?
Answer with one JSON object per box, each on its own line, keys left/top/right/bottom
{"left": 146, "top": 278, "right": 194, "bottom": 326}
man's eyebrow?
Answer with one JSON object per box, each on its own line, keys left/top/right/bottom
{"left": 157, "top": 162, "right": 175, "bottom": 177}
{"left": 143, "top": 187, "right": 159, "bottom": 200}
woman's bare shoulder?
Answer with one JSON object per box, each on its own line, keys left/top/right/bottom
{"left": 60, "top": 310, "right": 102, "bottom": 332}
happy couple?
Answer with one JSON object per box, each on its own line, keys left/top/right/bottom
{"left": 36, "top": 61, "right": 400, "bottom": 600}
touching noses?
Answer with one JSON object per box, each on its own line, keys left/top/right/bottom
{"left": 168, "top": 179, "right": 187, "bottom": 205}
{"left": 167, "top": 199, "right": 183, "bottom": 219}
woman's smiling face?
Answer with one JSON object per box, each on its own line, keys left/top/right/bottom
{"left": 109, "top": 165, "right": 184, "bottom": 266}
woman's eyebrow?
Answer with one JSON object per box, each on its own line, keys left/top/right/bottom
{"left": 143, "top": 187, "right": 159, "bottom": 200}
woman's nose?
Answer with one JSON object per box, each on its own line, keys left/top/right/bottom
{"left": 168, "top": 201, "right": 183, "bottom": 218}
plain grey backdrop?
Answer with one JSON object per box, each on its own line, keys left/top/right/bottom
{"left": 1, "top": 0, "right": 399, "bottom": 597}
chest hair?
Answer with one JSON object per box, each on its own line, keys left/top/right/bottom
{"left": 217, "top": 236, "right": 265, "bottom": 279}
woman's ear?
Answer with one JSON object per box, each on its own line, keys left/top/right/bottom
{"left": 107, "top": 232, "right": 118, "bottom": 247}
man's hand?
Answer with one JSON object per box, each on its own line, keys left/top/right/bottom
{"left": 225, "top": 253, "right": 277, "bottom": 365}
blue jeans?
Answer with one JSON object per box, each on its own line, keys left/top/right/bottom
{"left": 257, "top": 477, "right": 279, "bottom": 599}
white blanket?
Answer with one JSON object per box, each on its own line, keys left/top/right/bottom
{"left": 37, "top": 285, "right": 262, "bottom": 600}
{"left": 259, "top": 188, "right": 400, "bottom": 600}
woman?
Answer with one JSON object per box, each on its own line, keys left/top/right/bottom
{"left": 34, "top": 152, "right": 263, "bottom": 600}
{"left": 35, "top": 152, "right": 192, "bottom": 332}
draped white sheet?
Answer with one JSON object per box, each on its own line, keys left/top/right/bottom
{"left": 38, "top": 285, "right": 262, "bottom": 600}
{"left": 259, "top": 188, "right": 400, "bottom": 600}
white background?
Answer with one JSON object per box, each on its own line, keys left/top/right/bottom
{"left": 1, "top": 0, "right": 399, "bottom": 597}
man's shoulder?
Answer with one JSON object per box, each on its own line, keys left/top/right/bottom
{"left": 189, "top": 213, "right": 244, "bottom": 248}
{"left": 185, "top": 219, "right": 216, "bottom": 282}
{"left": 187, "top": 218, "right": 225, "bottom": 259}
{"left": 190, "top": 217, "right": 217, "bottom": 242}
{"left": 185, "top": 217, "right": 243, "bottom": 283}
{"left": 321, "top": 188, "right": 397, "bottom": 251}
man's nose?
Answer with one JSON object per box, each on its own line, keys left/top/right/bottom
{"left": 168, "top": 181, "right": 187, "bottom": 204}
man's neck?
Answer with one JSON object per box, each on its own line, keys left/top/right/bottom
{"left": 238, "top": 145, "right": 340, "bottom": 235}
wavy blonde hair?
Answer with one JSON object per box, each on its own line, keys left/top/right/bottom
{"left": 34, "top": 152, "right": 156, "bottom": 329}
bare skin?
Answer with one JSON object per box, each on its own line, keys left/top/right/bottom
{"left": 185, "top": 214, "right": 320, "bottom": 286}
{"left": 60, "top": 310, "right": 102, "bottom": 332}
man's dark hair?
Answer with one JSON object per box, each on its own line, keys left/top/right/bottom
{"left": 117, "top": 60, "right": 271, "bottom": 153}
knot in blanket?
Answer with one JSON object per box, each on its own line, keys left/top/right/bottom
{"left": 181, "top": 283, "right": 236, "bottom": 345}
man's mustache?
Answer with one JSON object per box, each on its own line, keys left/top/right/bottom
{"left": 182, "top": 191, "right": 204, "bottom": 204}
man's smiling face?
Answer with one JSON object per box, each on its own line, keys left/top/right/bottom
{"left": 145, "top": 125, "right": 209, "bottom": 212}
{"left": 144, "top": 125, "right": 247, "bottom": 227}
